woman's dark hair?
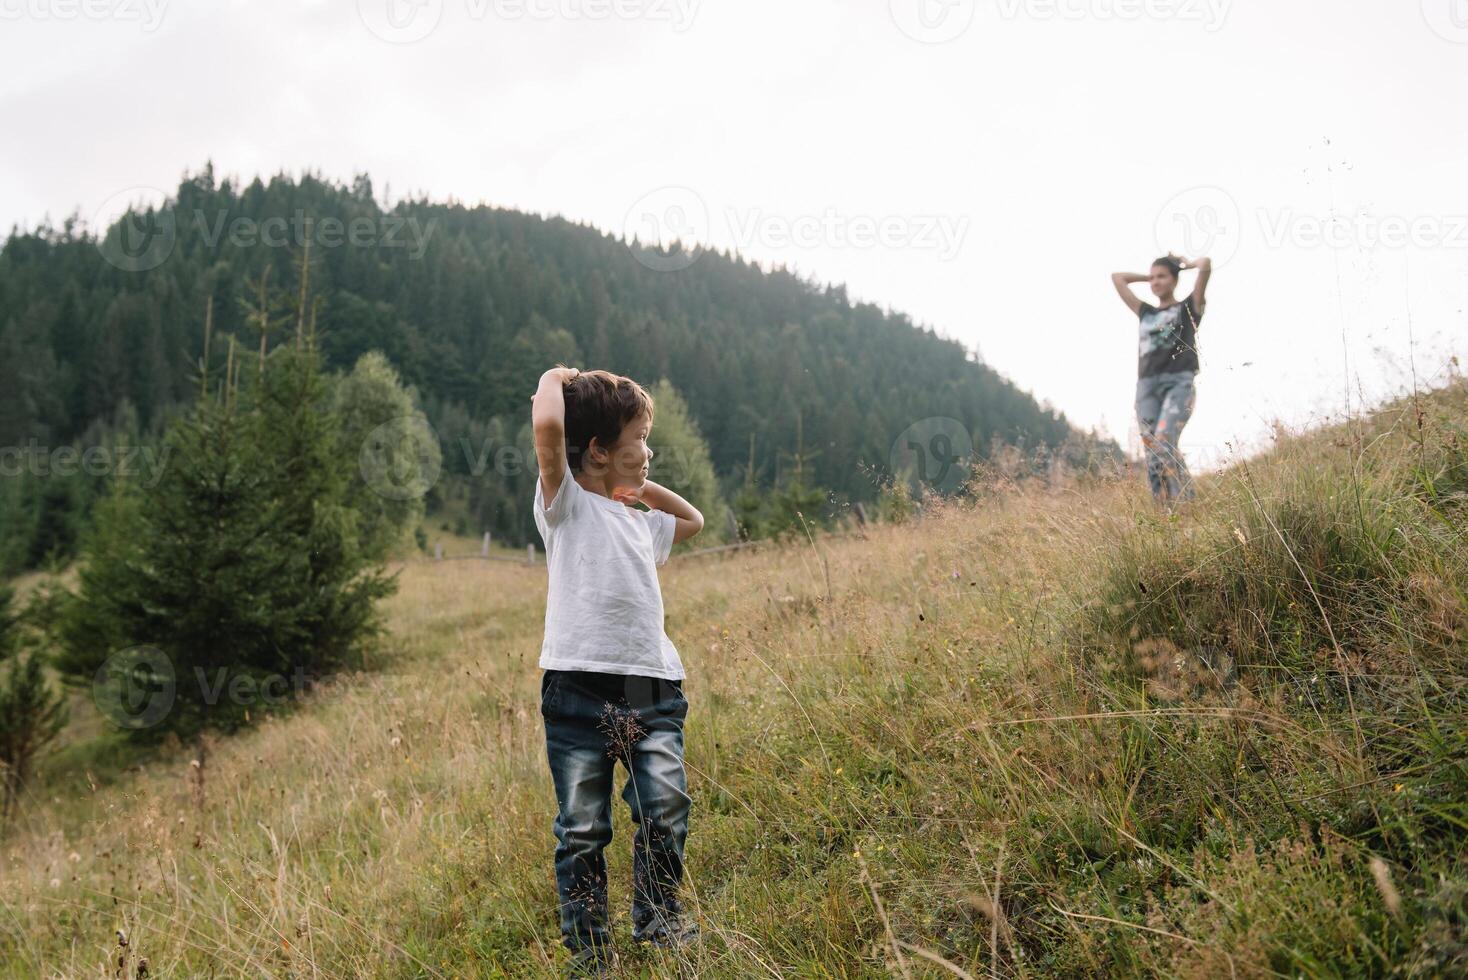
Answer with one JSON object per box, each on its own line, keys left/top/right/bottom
{"left": 1151, "top": 256, "right": 1182, "bottom": 278}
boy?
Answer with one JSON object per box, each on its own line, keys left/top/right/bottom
{"left": 530, "top": 365, "right": 705, "bottom": 976}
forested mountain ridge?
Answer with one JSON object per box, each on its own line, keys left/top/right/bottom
{"left": 0, "top": 163, "right": 1099, "bottom": 564}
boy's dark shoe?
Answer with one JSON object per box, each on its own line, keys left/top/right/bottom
{"left": 566, "top": 945, "right": 619, "bottom": 978}
{"left": 632, "top": 909, "right": 701, "bottom": 949}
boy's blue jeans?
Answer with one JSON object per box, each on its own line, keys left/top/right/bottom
{"left": 1136, "top": 370, "right": 1198, "bottom": 504}
{"left": 540, "top": 668, "right": 691, "bottom": 955}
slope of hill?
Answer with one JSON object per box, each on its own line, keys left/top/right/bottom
{"left": 1, "top": 379, "right": 1462, "bottom": 977}
{"left": 0, "top": 164, "right": 1096, "bottom": 568}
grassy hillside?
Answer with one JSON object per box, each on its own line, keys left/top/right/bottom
{"left": 1, "top": 379, "right": 1464, "bottom": 977}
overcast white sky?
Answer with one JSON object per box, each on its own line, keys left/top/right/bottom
{"left": 3, "top": 0, "right": 1465, "bottom": 467}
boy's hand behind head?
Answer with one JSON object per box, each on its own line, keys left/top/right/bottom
{"left": 531, "top": 366, "right": 579, "bottom": 401}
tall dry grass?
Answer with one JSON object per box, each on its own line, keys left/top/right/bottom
{"left": 0, "top": 380, "right": 1463, "bottom": 977}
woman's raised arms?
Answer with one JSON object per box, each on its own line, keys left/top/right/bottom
{"left": 1110, "top": 271, "right": 1147, "bottom": 315}
{"left": 1181, "top": 255, "right": 1212, "bottom": 313}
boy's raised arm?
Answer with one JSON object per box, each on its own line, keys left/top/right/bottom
{"left": 531, "top": 366, "right": 578, "bottom": 507}
{"left": 636, "top": 480, "right": 704, "bottom": 545}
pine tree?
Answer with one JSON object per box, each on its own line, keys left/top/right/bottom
{"left": 762, "top": 410, "right": 828, "bottom": 539}
{"left": 59, "top": 285, "right": 395, "bottom": 741}
{"left": 0, "top": 473, "right": 26, "bottom": 576}
{"left": 60, "top": 374, "right": 286, "bottom": 738}
{"left": 243, "top": 341, "right": 394, "bottom": 674}
{"left": 732, "top": 433, "right": 766, "bottom": 542}
{"left": 0, "top": 587, "right": 67, "bottom": 828}
{"left": 26, "top": 479, "right": 76, "bottom": 569}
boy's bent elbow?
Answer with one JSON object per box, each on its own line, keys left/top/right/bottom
{"left": 676, "top": 510, "right": 704, "bottom": 543}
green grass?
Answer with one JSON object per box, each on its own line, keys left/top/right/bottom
{"left": 1, "top": 379, "right": 1464, "bottom": 977}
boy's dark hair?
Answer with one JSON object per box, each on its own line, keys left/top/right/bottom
{"left": 1151, "top": 256, "right": 1182, "bottom": 278}
{"left": 561, "top": 368, "right": 655, "bottom": 473}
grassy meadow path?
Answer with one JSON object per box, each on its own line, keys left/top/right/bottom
{"left": 2, "top": 381, "right": 1465, "bottom": 977}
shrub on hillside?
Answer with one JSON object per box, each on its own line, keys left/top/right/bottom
{"left": 1069, "top": 387, "right": 1467, "bottom": 965}
{"left": 1083, "top": 396, "right": 1466, "bottom": 690}
{"left": 0, "top": 587, "right": 66, "bottom": 828}
{"left": 56, "top": 341, "right": 394, "bottom": 741}
{"left": 334, "top": 350, "right": 440, "bottom": 560}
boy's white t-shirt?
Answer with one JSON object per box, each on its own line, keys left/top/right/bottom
{"left": 532, "top": 457, "right": 684, "bottom": 680}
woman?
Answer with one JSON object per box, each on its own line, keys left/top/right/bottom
{"left": 1111, "top": 254, "right": 1211, "bottom": 506}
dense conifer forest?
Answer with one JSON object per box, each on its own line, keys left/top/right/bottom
{"left": 0, "top": 164, "right": 1099, "bottom": 572}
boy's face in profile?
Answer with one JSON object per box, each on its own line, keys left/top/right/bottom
{"left": 587, "top": 410, "right": 653, "bottom": 493}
